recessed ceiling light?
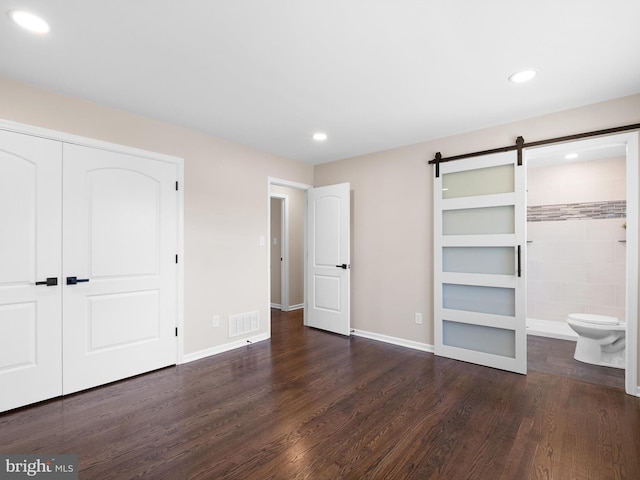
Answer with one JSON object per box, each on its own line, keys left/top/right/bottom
{"left": 564, "top": 153, "right": 579, "bottom": 159}
{"left": 8, "top": 10, "right": 50, "bottom": 34}
{"left": 312, "top": 132, "right": 328, "bottom": 142}
{"left": 508, "top": 69, "right": 537, "bottom": 83}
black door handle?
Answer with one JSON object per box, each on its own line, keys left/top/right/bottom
{"left": 66, "top": 276, "right": 90, "bottom": 285}
{"left": 35, "top": 277, "right": 58, "bottom": 286}
{"left": 335, "top": 264, "right": 349, "bottom": 269}
{"left": 517, "top": 245, "right": 522, "bottom": 278}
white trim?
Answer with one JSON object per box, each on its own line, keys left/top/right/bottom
{"left": 442, "top": 234, "right": 516, "bottom": 247}
{"left": 352, "top": 329, "right": 434, "bottom": 353}
{"left": 0, "top": 118, "right": 186, "bottom": 366}
{"left": 526, "top": 318, "right": 577, "bottom": 341}
{"left": 182, "top": 333, "right": 270, "bottom": 364}
{"left": 270, "top": 303, "right": 303, "bottom": 311}
{"left": 624, "top": 132, "right": 639, "bottom": 396}
{"left": 0, "top": 119, "right": 181, "bottom": 165}
{"left": 281, "top": 196, "right": 289, "bottom": 311}
{"left": 442, "top": 192, "right": 516, "bottom": 210}
{"left": 176, "top": 154, "right": 185, "bottom": 365}
{"left": 442, "top": 272, "right": 518, "bottom": 288}
{"left": 268, "top": 177, "right": 313, "bottom": 191}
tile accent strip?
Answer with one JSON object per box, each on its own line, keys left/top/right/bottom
{"left": 527, "top": 200, "right": 626, "bottom": 222}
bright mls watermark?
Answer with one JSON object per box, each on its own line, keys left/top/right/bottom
{"left": 0, "top": 455, "right": 77, "bottom": 479}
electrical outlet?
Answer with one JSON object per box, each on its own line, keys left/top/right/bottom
{"left": 415, "top": 312, "right": 423, "bottom": 325}
{"left": 213, "top": 315, "right": 220, "bottom": 327}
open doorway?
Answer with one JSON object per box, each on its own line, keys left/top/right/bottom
{"left": 270, "top": 187, "right": 305, "bottom": 312}
{"left": 268, "top": 177, "right": 352, "bottom": 338}
{"left": 524, "top": 132, "right": 638, "bottom": 395}
{"left": 268, "top": 178, "right": 312, "bottom": 334}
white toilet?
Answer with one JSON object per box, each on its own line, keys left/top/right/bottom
{"left": 566, "top": 313, "right": 626, "bottom": 369}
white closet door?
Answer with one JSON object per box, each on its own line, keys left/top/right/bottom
{"left": 62, "top": 144, "right": 178, "bottom": 394}
{"left": 434, "top": 151, "right": 526, "bottom": 374}
{"left": 0, "top": 130, "right": 62, "bottom": 412}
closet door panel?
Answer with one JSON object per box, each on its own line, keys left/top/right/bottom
{"left": 62, "top": 144, "right": 178, "bottom": 395}
{"left": 0, "top": 130, "right": 62, "bottom": 413}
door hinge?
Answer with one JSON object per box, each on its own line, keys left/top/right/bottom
{"left": 175, "top": 181, "right": 179, "bottom": 191}
{"left": 175, "top": 327, "right": 178, "bottom": 337}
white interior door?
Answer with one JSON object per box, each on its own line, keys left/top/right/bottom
{"left": 62, "top": 144, "right": 178, "bottom": 394}
{"left": 434, "top": 151, "right": 526, "bottom": 374}
{"left": 306, "top": 183, "right": 350, "bottom": 335}
{"left": 0, "top": 130, "right": 63, "bottom": 412}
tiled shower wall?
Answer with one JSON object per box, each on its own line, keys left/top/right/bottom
{"left": 527, "top": 156, "right": 627, "bottom": 323}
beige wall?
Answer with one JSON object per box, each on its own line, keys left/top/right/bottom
{"left": 270, "top": 198, "right": 282, "bottom": 305}
{"left": 0, "top": 76, "right": 313, "bottom": 355}
{"left": 314, "top": 94, "right": 640, "bottom": 381}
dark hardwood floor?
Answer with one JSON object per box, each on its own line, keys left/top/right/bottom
{"left": 527, "top": 334, "right": 625, "bottom": 390}
{"left": 1, "top": 309, "right": 639, "bottom": 479}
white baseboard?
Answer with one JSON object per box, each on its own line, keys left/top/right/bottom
{"left": 181, "top": 332, "right": 270, "bottom": 364}
{"left": 270, "top": 303, "right": 303, "bottom": 311}
{"left": 527, "top": 318, "right": 577, "bottom": 341}
{"left": 352, "top": 329, "right": 434, "bottom": 353}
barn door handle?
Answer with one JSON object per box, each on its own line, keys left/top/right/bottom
{"left": 335, "top": 264, "right": 349, "bottom": 269}
{"left": 66, "top": 276, "right": 90, "bottom": 285}
{"left": 35, "top": 277, "right": 58, "bottom": 286}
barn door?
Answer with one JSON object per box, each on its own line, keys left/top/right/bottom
{"left": 434, "top": 151, "right": 526, "bottom": 374}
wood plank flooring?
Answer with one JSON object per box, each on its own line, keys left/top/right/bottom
{"left": 1, "top": 309, "right": 639, "bottom": 479}
{"left": 527, "top": 335, "right": 625, "bottom": 390}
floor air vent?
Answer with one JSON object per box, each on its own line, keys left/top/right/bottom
{"left": 229, "top": 311, "right": 259, "bottom": 338}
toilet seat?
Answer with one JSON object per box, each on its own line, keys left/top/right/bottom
{"left": 568, "top": 313, "right": 620, "bottom": 325}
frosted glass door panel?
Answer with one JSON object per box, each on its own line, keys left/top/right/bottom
{"left": 443, "top": 321, "right": 515, "bottom": 358}
{"left": 443, "top": 205, "right": 514, "bottom": 235}
{"left": 443, "top": 283, "right": 515, "bottom": 316}
{"left": 434, "top": 150, "right": 526, "bottom": 374}
{"left": 443, "top": 247, "right": 514, "bottom": 275}
{"left": 442, "top": 164, "right": 514, "bottom": 199}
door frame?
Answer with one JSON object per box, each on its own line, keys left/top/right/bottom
{"left": 267, "top": 177, "right": 313, "bottom": 336}
{"left": 0, "top": 119, "right": 186, "bottom": 363}
{"left": 524, "top": 132, "right": 638, "bottom": 396}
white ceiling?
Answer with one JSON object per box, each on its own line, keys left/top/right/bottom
{"left": 1, "top": 0, "right": 639, "bottom": 164}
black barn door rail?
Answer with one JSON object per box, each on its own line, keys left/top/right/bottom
{"left": 429, "top": 123, "right": 640, "bottom": 177}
